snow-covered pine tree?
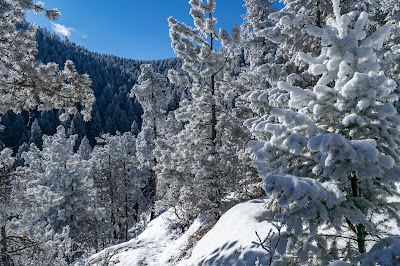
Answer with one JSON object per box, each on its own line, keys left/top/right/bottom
{"left": 130, "top": 64, "right": 167, "bottom": 220}
{"left": 90, "top": 132, "right": 146, "bottom": 246}
{"left": 241, "top": 0, "right": 277, "bottom": 69}
{"left": 246, "top": 0, "right": 400, "bottom": 264}
{"left": 2, "top": 149, "right": 74, "bottom": 265}
{"left": 130, "top": 120, "right": 139, "bottom": 136}
{"left": 0, "top": 141, "right": 76, "bottom": 265}
{"left": 153, "top": 112, "right": 188, "bottom": 222}
{"left": 77, "top": 136, "right": 92, "bottom": 161}
{"left": 0, "top": 0, "right": 95, "bottom": 121}
{"left": 69, "top": 112, "right": 87, "bottom": 150}
{"left": 28, "top": 118, "right": 43, "bottom": 149}
{"left": 167, "top": 0, "right": 257, "bottom": 221}
{"left": 0, "top": 1, "right": 94, "bottom": 264}
{"left": 249, "top": 0, "right": 364, "bottom": 90}
{"left": 22, "top": 126, "right": 100, "bottom": 262}
{"left": 374, "top": 0, "right": 400, "bottom": 88}
{"left": 236, "top": 0, "right": 279, "bottom": 145}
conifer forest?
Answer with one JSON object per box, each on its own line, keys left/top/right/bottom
{"left": 0, "top": 0, "right": 400, "bottom": 265}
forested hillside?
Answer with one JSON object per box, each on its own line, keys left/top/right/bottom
{"left": 0, "top": 27, "right": 184, "bottom": 150}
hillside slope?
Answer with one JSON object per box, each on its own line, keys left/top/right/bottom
{"left": 82, "top": 198, "right": 276, "bottom": 266}
{"left": 1, "top": 27, "right": 184, "bottom": 150}
{"left": 83, "top": 195, "right": 400, "bottom": 266}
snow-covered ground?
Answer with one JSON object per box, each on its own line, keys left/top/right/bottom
{"left": 178, "top": 198, "right": 275, "bottom": 266}
{"left": 82, "top": 196, "right": 400, "bottom": 266}
{"left": 82, "top": 198, "right": 274, "bottom": 266}
{"left": 81, "top": 211, "right": 205, "bottom": 265}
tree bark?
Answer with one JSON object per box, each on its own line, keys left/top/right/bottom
{"left": 108, "top": 155, "right": 117, "bottom": 239}
{"left": 350, "top": 173, "right": 367, "bottom": 253}
{"left": 124, "top": 161, "right": 129, "bottom": 240}
{"left": 316, "top": 0, "right": 322, "bottom": 27}
{"left": 209, "top": 13, "right": 217, "bottom": 147}
{"left": 1, "top": 225, "right": 9, "bottom": 266}
{"left": 208, "top": 13, "right": 220, "bottom": 216}
{"left": 150, "top": 89, "right": 158, "bottom": 221}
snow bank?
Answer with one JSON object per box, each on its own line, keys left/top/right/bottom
{"left": 178, "top": 198, "right": 274, "bottom": 266}
{"left": 82, "top": 198, "right": 273, "bottom": 266}
{"left": 82, "top": 196, "right": 400, "bottom": 265}
{"left": 81, "top": 211, "right": 207, "bottom": 266}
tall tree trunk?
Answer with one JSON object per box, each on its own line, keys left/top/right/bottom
{"left": 70, "top": 183, "right": 74, "bottom": 223}
{"left": 211, "top": 74, "right": 217, "bottom": 145}
{"left": 350, "top": 173, "right": 367, "bottom": 253}
{"left": 1, "top": 225, "right": 9, "bottom": 266}
{"left": 108, "top": 155, "right": 117, "bottom": 239}
{"left": 124, "top": 162, "right": 129, "bottom": 240}
{"left": 316, "top": 0, "right": 322, "bottom": 27}
{"left": 209, "top": 13, "right": 217, "bottom": 146}
{"left": 209, "top": 13, "right": 220, "bottom": 214}
{"left": 150, "top": 93, "right": 158, "bottom": 221}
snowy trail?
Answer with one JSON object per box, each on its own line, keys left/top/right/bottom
{"left": 177, "top": 198, "right": 276, "bottom": 266}
{"left": 83, "top": 198, "right": 276, "bottom": 266}
{"left": 82, "top": 211, "right": 207, "bottom": 265}
{"left": 82, "top": 196, "right": 400, "bottom": 265}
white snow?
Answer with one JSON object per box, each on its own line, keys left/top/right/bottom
{"left": 82, "top": 198, "right": 274, "bottom": 266}
{"left": 82, "top": 196, "right": 400, "bottom": 266}
{"left": 82, "top": 211, "right": 207, "bottom": 266}
{"left": 178, "top": 198, "right": 275, "bottom": 266}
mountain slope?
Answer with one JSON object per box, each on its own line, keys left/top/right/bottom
{"left": 1, "top": 27, "right": 184, "bottom": 150}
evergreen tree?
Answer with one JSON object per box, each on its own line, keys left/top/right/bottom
{"left": 0, "top": 112, "right": 27, "bottom": 150}
{"left": 167, "top": 0, "right": 256, "bottom": 221}
{"left": 23, "top": 126, "right": 100, "bottom": 262}
{"left": 68, "top": 112, "right": 87, "bottom": 151}
{"left": 0, "top": 1, "right": 95, "bottom": 121}
{"left": 130, "top": 64, "right": 167, "bottom": 220}
{"left": 1, "top": 145, "right": 73, "bottom": 265}
{"left": 39, "top": 110, "right": 58, "bottom": 136}
{"left": 77, "top": 136, "right": 92, "bottom": 161}
{"left": 0, "top": 1, "right": 95, "bottom": 264}
{"left": 154, "top": 112, "right": 187, "bottom": 221}
{"left": 14, "top": 142, "right": 29, "bottom": 168}
{"left": 130, "top": 120, "right": 139, "bottom": 136}
{"left": 241, "top": 0, "right": 277, "bottom": 69}
{"left": 0, "top": 148, "right": 17, "bottom": 265}
{"left": 88, "top": 105, "right": 103, "bottom": 145}
{"left": 90, "top": 132, "right": 146, "bottom": 246}
{"left": 28, "top": 118, "right": 43, "bottom": 149}
{"left": 246, "top": 1, "right": 400, "bottom": 263}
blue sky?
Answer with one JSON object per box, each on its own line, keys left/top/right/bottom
{"left": 27, "top": 1, "right": 283, "bottom": 60}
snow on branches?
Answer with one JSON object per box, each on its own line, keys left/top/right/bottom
{"left": 245, "top": 0, "right": 400, "bottom": 263}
